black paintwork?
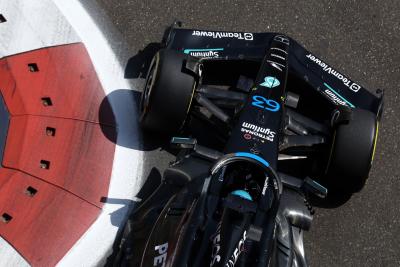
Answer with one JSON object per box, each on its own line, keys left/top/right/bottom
{"left": 224, "top": 35, "right": 290, "bottom": 168}
{"left": 115, "top": 28, "right": 384, "bottom": 267}
{"left": 167, "top": 29, "right": 383, "bottom": 116}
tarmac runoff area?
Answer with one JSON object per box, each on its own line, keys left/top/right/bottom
{"left": 96, "top": 1, "right": 400, "bottom": 266}
{"left": 1, "top": 1, "right": 397, "bottom": 266}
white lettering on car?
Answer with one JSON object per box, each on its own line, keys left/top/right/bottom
{"left": 154, "top": 243, "right": 168, "bottom": 267}
{"left": 306, "top": 54, "right": 361, "bottom": 92}
{"left": 190, "top": 50, "right": 219, "bottom": 58}
{"left": 210, "top": 224, "right": 222, "bottom": 266}
{"left": 267, "top": 36, "right": 289, "bottom": 72}
{"left": 241, "top": 122, "right": 276, "bottom": 142}
{"left": 192, "top": 31, "right": 253, "bottom": 41}
{"left": 226, "top": 231, "right": 247, "bottom": 267}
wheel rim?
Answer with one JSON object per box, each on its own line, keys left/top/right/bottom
{"left": 140, "top": 53, "right": 159, "bottom": 118}
{"left": 371, "top": 121, "right": 379, "bottom": 164}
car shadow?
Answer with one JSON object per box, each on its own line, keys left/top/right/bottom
{"left": 102, "top": 167, "right": 162, "bottom": 266}
{"left": 99, "top": 89, "right": 170, "bottom": 151}
{"left": 309, "top": 190, "right": 353, "bottom": 209}
{"left": 100, "top": 167, "right": 162, "bottom": 227}
{"left": 98, "top": 42, "right": 170, "bottom": 151}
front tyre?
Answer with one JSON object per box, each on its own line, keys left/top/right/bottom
{"left": 325, "top": 108, "right": 378, "bottom": 193}
{"left": 140, "top": 49, "right": 197, "bottom": 134}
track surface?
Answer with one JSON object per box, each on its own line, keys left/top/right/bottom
{"left": 96, "top": 1, "right": 400, "bottom": 266}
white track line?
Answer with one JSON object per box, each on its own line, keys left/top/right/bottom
{"left": 0, "top": 0, "right": 81, "bottom": 265}
{"left": 0, "top": 237, "right": 29, "bottom": 267}
{"left": 53, "top": 0, "right": 144, "bottom": 266}
{"left": 0, "top": 0, "right": 145, "bottom": 265}
{"left": 0, "top": 0, "right": 80, "bottom": 58}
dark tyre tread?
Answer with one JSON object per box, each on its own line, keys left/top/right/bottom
{"left": 325, "top": 108, "right": 377, "bottom": 192}
{"left": 140, "top": 49, "right": 196, "bottom": 134}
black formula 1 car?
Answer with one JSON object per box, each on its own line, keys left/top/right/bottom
{"left": 114, "top": 23, "right": 383, "bottom": 267}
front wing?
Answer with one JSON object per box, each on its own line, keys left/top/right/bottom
{"left": 165, "top": 28, "right": 383, "bottom": 117}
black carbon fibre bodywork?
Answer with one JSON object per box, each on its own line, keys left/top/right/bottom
{"left": 113, "top": 27, "right": 383, "bottom": 267}
{"left": 166, "top": 28, "right": 383, "bottom": 116}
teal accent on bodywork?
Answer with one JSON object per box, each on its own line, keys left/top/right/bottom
{"left": 172, "top": 137, "right": 191, "bottom": 140}
{"left": 260, "top": 76, "right": 280, "bottom": 88}
{"left": 324, "top": 82, "right": 355, "bottom": 108}
{"left": 231, "top": 190, "right": 253, "bottom": 201}
{"left": 183, "top": 48, "right": 224, "bottom": 54}
{"left": 235, "top": 152, "right": 270, "bottom": 167}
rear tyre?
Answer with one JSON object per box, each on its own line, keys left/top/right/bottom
{"left": 140, "top": 49, "right": 196, "bottom": 134}
{"left": 324, "top": 108, "right": 378, "bottom": 193}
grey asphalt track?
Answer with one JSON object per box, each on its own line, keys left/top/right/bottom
{"left": 96, "top": 1, "right": 400, "bottom": 266}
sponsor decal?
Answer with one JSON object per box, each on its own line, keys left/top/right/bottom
{"left": 241, "top": 122, "right": 276, "bottom": 142}
{"left": 226, "top": 230, "right": 247, "bottom": 267}
{"left": 267, "top": 59, "right": 286, "bottom": 72}
{"left": 250, "top": 143, "right": 261, "bottom": 154}
{"left": 210, "top": 224, "right": 247, "bottom": 267}
{"left": 192, "top": 30, "right": 253, "bottom": 41}
{"left": 154, "top": 242, "right": 168, "bottom": 267}
{"left": 267, "top": 35, "right": 289, "bottom": 72}
{"left": 251, "top": 95, "right": 280, "bottom": 112}
{"left": 210, "top": 224, "right": 221, "bottom": 266}
{"left": 262, "top": 175, "right": 270, "bottom": 195}
{"left": 218, "top": 165, "right": 227, "bottom": 182}
{"left": 260, "top": 76, "right": 280, "bottom": 88}
{"left": 273, "top": 179, "right": 279, "bottom": 190}
{"left": 183, "top": 48, "right": 224, "bottom": 58}
{"left": 274, "top": 35, "right": 290, "bottom": 45}
{"left": 306, "top": 54, "right": 361, "bottom": 92}
{"left": 323, "top": 83, "right": 355, "bottom": 108}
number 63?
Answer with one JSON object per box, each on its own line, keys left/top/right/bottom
{"left": 251, "top": 95, "right": 280, "bottom": 112}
